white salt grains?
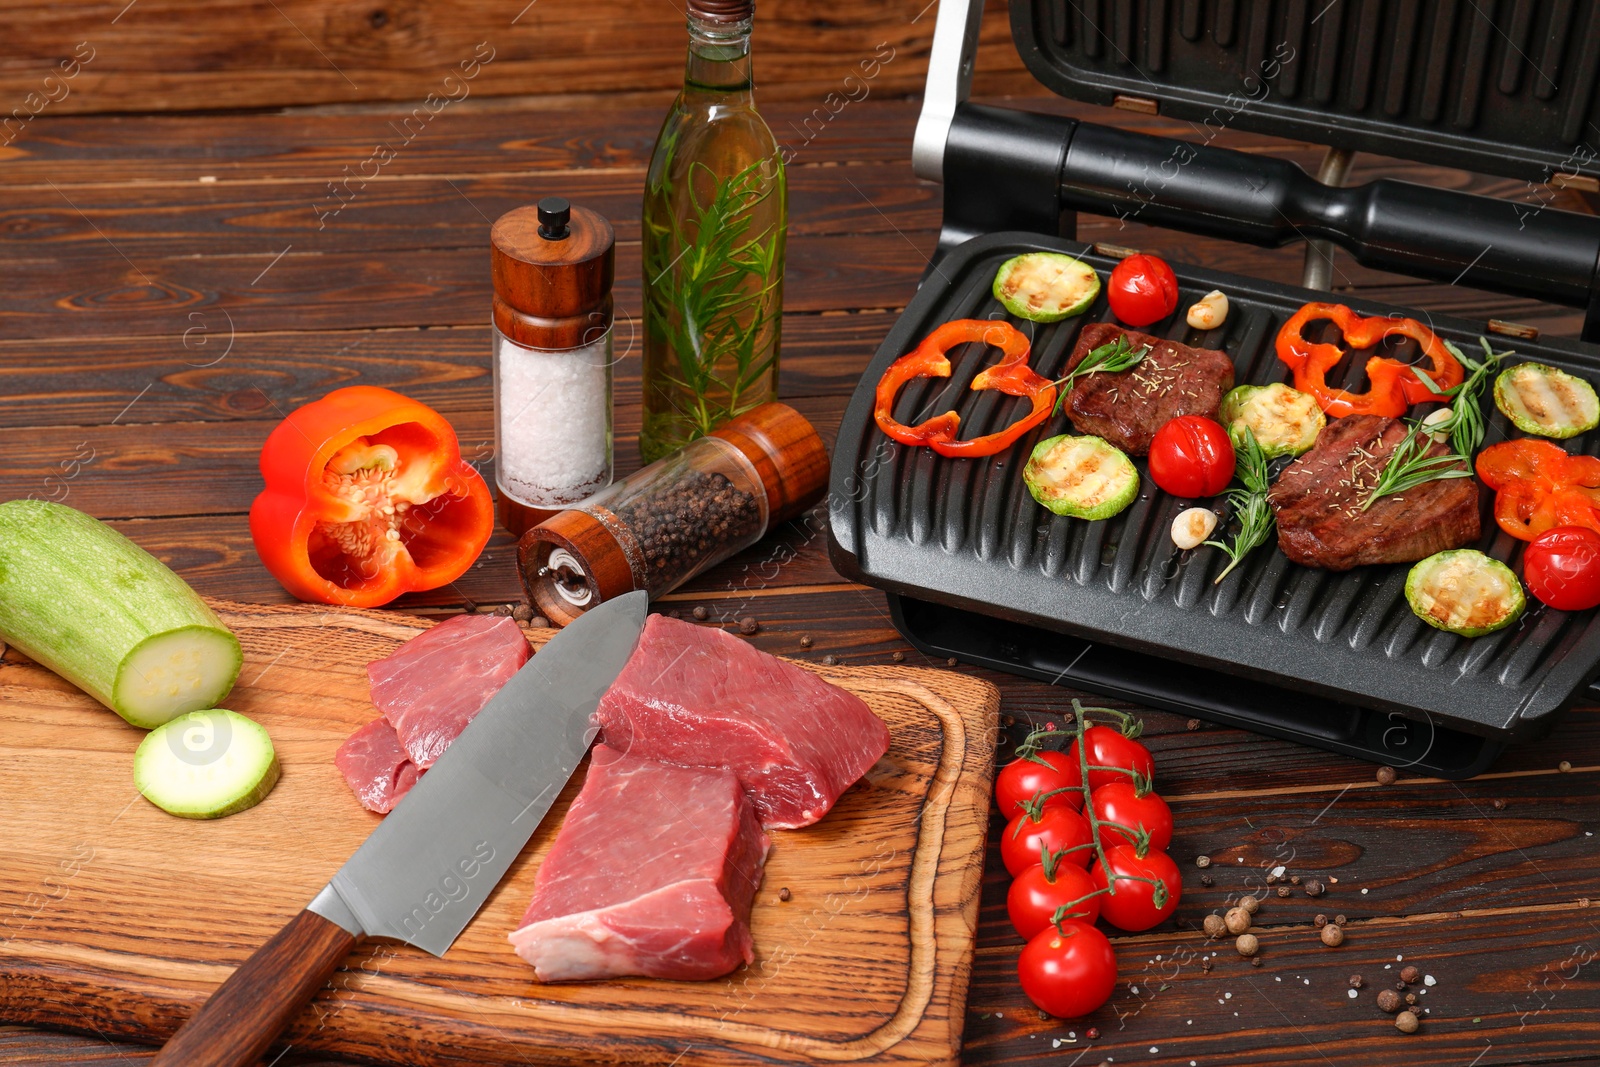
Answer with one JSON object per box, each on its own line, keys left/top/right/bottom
{"left": 495, "top": 333, "right": 612, "bottom": 507}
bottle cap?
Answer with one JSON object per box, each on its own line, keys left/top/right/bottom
{"left": 491, "top": 200, "right": 613, "bottom": 350}
{"left": 687, "top": 0, "right": 753, "bottom": 22}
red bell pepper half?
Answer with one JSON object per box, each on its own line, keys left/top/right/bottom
{"left": 1276, "top": 302, "right": 1464, "bottom": 418}
{"left": 250, "top": 386, "right": 494, "bottom": 607}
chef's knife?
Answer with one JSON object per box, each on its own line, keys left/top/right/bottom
{"left": 150, "top": 590, "right": 648, "bottom": 1067}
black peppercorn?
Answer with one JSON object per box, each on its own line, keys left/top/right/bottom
{"left": 692, "top": 605, "right": 709, "bottom": 621}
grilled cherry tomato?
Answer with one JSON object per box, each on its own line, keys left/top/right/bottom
{"left": 1017, "top": 921, "right": 1118, "bottom": 1018}
{"left": 1090, "top": 844, "right": 1181, "bottom": 931}
{"left": 1107, "top": 253, "right": 1180, "bottom": 327}
{"left": 1523, "top": 526, "right": 1600, "bottom": 611}
{"left": 1002, "top": 804, "right": 1094, "bottom": 877}
{"left": 995, "top": 749, "right": 1085, "bottom": 820}
{"left": 1007, "top": 855, "right": 1101, "bottom": 940}
{"left": 1147, "top": 415, "right": 1236, "bottom": 498}
{"left": 1069, "top": 724, "right": 1155, "bottom": 792}
{"left": 1089, "top": 780, "right": 1174, "bottom": 853}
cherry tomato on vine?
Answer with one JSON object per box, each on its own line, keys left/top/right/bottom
{"left": 1148, "top": 415, "right": 1236, "bottom": 498}
{"left": 1017, "top": 920, "right": 1119, "bottom": 1018}
{"left": 1090, "top": 844, "right": 1181, "bottom": 931}
{"left": 1069, "top": 725, "right": 1155, "bottom": 792}
{"left": 1089, "top": 780, "right": 1173, "bottom": 853}
{"left": 1107, "top": 253, "right": 1180, "bottom": 327}
{"left": 995, "top": 749, "right": 1084, "bottom": 820}
{"left": 1008, "top": 859, "right": 1101, "bottom": 940}
{"left": 1002, "top": 804, "right": 1094, "bottom": 877}
{"left": 1523, "top": 526, "right": 1600, "bottom": 611}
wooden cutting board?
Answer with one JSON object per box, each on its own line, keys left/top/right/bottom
{"left": 0, "top": 599, "right": 1000, "bottom": 1067}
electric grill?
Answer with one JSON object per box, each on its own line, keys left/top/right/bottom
{"left": 827, "top": 0, "right": 1600, "bottom": 777}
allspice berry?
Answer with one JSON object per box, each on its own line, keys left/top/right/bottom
{"left": 1400, "top": 965, "right": 1420, "bottom": 984}
{"left": 1376, "top": 988, "right": 1402, "bottom": 1013}
{"left": 1314, "top": 914, "right": 1329, "bottom": 928}
{"left": 1404, "top": 992, "right": 1418, "bottom": 1006}
{"left": 1276, "top": 885, "right": 1293, "bottom": 898}
{"left": 1395, "top": 1010, "right": 1420, "bottom": 1034}
{"left": 1320, "top": 923, "right": 1345, "bottom": 947}
{"left": 1224, "top": 907, "right": 1252, "bottom": 934}
{"left": 1304, "top": 879, "right": 1325, "bottom": 897}
{"left": 1376, "top": 765, "right": 1397, "bottom": 785}
{"left": 1240, "top": 895, "right": 1261, "bottom": 915}
{"left": 1203, "top": 914, "right": 1227, "bottom": 938}
{"left": 1235, "top": 933, "right": 1260, "bottom": 958}
{"left": 738, "top": 616, "right": 759, "bottom": 635}
{"left": 692, "top": 605, "right": 709, "bottom": 621}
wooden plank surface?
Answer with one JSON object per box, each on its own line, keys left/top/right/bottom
{"left": 0, "top": 601, "right": 1000, "bottom": 1067}
{"left": 2, "top": 83, "right": 1600, "bottom": 1067}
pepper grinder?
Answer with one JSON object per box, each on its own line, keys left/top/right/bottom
{"left": 491, "top": 196, "right": 616, "bottom": 539}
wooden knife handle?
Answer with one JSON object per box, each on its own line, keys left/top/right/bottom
{"left": 151, "top": 907, "right": 359, "bottom": 1067}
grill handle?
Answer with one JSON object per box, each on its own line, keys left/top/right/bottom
{"left": 1059, "top": 120, "right": 1600, "bottom": 313}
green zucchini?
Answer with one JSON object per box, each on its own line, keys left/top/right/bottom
{"left": 1217, "top": 383, "right": 1325, "bottom": 459}
{"left": 1023, "top": 434, "right": 1139, "bottom": 520}
{"left": 992, "top": 252, "right": 1100, "bottom": 323}
{"left": 1405, "top": 550, "right": 1526, "bottom": 637}
{"left": 0, "top": 501, "right": 242, "bottom": 729}
{"left": 1493, "top": 362, "right": 1600, "bottom": 439}
{"left": 134, "top": 708, "right": 279, "bottom": 818}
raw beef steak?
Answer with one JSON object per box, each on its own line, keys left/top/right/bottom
{"left": 367, "top": 613, "right": 531, "bottom": 768}
{"left": 508, "top": 745, "right": 769, "bottom": 981}
{"left": 593, "top": 614, "right": 890, "bottom": 829}
{"left": 334, "top": 718, "right": 420, "bottom": 814}
{"left": 1268, "top": 414, "right": 1481, "bottom": 570}
{"left": 1060, "top": 322, "right": 1235, "bottom": 455}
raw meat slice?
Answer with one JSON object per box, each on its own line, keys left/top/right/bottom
{"left": 508, "top": 745, "right": 769, "bottom": 981}
{"left": 593, "top": 614, "right": 890, "bottom": 829}
{"left": 367, "top": 614, "right": 531, "bottom": 768}
{"left": 334, "top": 718, "right": 420, "bottom": 814}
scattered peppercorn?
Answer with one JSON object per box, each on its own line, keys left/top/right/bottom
{"left": 1186, "top": 718, "right": 1201, "bottom": 731}
{"left": 778, "top": 887, "right": 791, "bottom": 902}
{"left": 799, "top": 634, "right": 813, "bottom": 648}
{"left": 1266, "top": 873, "right": 1279, "bottom": 885}
{"left": 491, "top": 602, "right": 514, "bottom": 616}
{"left": 461, "top": 598, "right": 477, "bottom": 613}
{"left": 692, "top": 606, "right": 709, "bottom": 621}
{"left": 1195, "top": 855, "right": 1212, "bottom": 869}
{"left": 1376, "top": 989, "right": 1401, "bottom": 1013}
{"left": 1376, "top": 765, "right": 1397, "bottom": 785}
{"left": 512, "top": 603, "right": 533, "bottom": 623}
{"left": 1251, "top": 956, "right": 1263, "bottom": 968}
{"left": 1086, "top": 1027, "right": 1100, "bottom": 1040}
{"left": 529, "top": 615, "right": 551, "bottom": 629}
{"left": 738, "top": 616, "right": 759, "bottom": 635}
{"left": 1400, "top": 965, "right": 1420, "bottom": 984}
{"left": 1395, "top": 1010, "right": 1420, "bottom": 1034}
{"left": 1395, "top": 980, "right": 1407, "bottom": 991}
{"left": 1290, "top": 875, "right": 1302, "bottom": 886}
{"left": 1224, "top": 907, "right": 1252, "bottom": 934}
{"left": 1404, "top": 992, "right": 1417, "bottom": 1006}
{"left": 1203, "top": 914, "right": 1227, "bottom": 938}
{"left": 1038, "top": 1009, "right": 1050, "bottom": 1021}
{"left": 1314, "top": 914, "right": 1328, "bottom": 928}
{"left": 1235, "top": 933, "right": 1259, "bottom": 957}
{"left": 1349, "top": 975, "right": 1364, "bottom": 989}
{"left": 1492, "top": 798, "right": 1506, "bottom": 810}
{"left": 822, "top": 654, "right": 839, "bottom": 666}
{"left": 1240, "top": 895, "right": 1261, "bottom": 915}
{"left": 1200, "top": 958, "right": 1213, "bottom": 972}
{"left": 1334, "top": 914, "right": 1348, "bottom": 926}
{"left": 669, "top": 609, "right": 682, "bottom": 619}
{"left": 891, "top": 651, "right": 905, "bottom": 662}
{"left": 1560, "top": 760, "right": 1573, "bottom": 772}
{"left": 946, "top": 657, "right": 958, "bottom": 667}
{"left": 1305, "top": 880, "right": 1325, "bottom": 897}
{"left": 1276, "top": 886, "right": 1293, "bottom": 898}
{"left": 1200, "top": 874, "right": 1214, "bottom": 887}
{"left": 1320, "top": 924, "right": 1344, "bottom": 947}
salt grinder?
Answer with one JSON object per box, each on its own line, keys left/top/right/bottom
{"left": 491, "top": 196, "right": 616, "bottom": 538}
{"left": 518, "top": 402, "right": 829, "bottom": 626}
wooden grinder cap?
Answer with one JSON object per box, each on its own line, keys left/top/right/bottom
{"left": 491, "top": 197, "right": 614, "bottom": 350}
{"left": 518, "top": 403, "right": 829, "bottom": 626}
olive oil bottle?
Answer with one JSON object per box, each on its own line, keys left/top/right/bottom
{"left": 639, "top": 0, "right": 786, "bottom": 462}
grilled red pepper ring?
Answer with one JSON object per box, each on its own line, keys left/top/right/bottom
{"left": 873, "top": 319, "right": 1055, "bottom": 458}
{"left": 250, "top": 385, "right": 494, "bottom": 607}
{"left": 1477, "top": 438, "right": 1600, "bottom": 541}
{"left": 1276, "top": 302, "right": 1464, "bottom": 418}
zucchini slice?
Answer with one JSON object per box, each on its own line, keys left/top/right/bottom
{"left": 992, "top": 253, "right": 1101, "bottom": 323}
{"left": 1493, "top": 362, "right": 1599, "bottom": 439}
{"left": 134, "top": 708, "right": 280, "bottom": 819}
{"left": 1405, "top": 550, "right": 1526, "bottom": 637}
{"left": 1217, "top": 383, "right": 1325, "bottom": 459}
{"left": 1023, "top": 434, "right": 1139, "bottom": 520}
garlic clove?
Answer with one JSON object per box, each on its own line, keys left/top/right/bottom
{"left": 1172, "top": 507, "right": 1219, "bottom": 550}
{"left": 1421, "top": 406, "right": 1453, "bottom": 440}
{"left": 1186, "top": 290, "right": 1229, "bottom": 331}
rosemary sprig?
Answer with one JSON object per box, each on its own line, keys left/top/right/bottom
{"left": 1203, "top": 425, "right": 1274, "bottom": 584}
{"left": 1051, "top": 335, "right": 1151, "bottom": 415}
{"left": 1360, "top": 337, "right": 1511, "bottom": 510}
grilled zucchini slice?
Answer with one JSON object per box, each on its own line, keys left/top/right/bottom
{"left": 1493, "top": 362, "right": 1599, "bottom": 439}
{"left": 992, "top": 253, "right": 1101, "bottom": 323}
{"left": 1217, "top": 383, "right": 1325, "bottom": 459}
{"left": 1024, "top": 434, "right": 1139, "bottom": 520}
{"left": 1405, "top": 550, "right": 1526, "bottom": 637}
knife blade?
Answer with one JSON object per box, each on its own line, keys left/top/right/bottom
{"left": 150, "top": 589, "right": 648, "bottom": 1067}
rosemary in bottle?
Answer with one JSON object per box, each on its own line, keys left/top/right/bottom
{"left": 640, "top": 0, "right": 786, "bottom": 463}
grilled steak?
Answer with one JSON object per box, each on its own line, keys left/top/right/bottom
{"left": 1267, "top": 415, "right": 1481, "bottom": 571}
{"left": 1060, "top": 322, "right": 1236, "bottom": 454}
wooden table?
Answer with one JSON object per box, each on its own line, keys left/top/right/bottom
{"left": 3, "top": 90, "right": 1599, "bottom": 1067}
